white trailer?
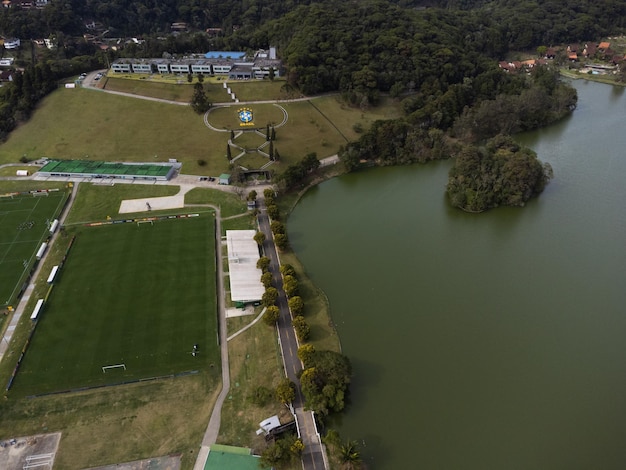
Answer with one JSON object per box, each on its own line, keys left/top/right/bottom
{"left": 49, "top": 219, "right": 59, "bottom": 234}
{"left": 16, "top": 170, "right": 29, "bottom": 176}
{"left": 47, "top": 265, "right": 59, "bottom": 284}
{"left": 30, "top": 299, "right": 44, "bottom": 321}
{"left": 36, "top": 242, "right": 48, "bottom": 260}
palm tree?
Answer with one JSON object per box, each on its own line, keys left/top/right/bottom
{"left": 339, "top": 440, "right": 362, "bottom": 469}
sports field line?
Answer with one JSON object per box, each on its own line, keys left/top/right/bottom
{"left": 3, "top": 193, "right": 68, "bottom": 305}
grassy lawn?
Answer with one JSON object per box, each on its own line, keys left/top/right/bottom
{"left": 0, "top": 166, "right": 37, "bottom": 177}
{"left": 207, "top": 104, "right": 285, "bottom": 131}
{"left": 311, "top": 95, "right": 404, "bottom": 142}
{"left": 0, "top": 374, "right": 219, "bottom": 470}
{"left": 0, "top": 190, "right": 69, "bottom": 308}
{"left": 184, "top": 187, "right": 247, "bottom": 218}
{"left": 104, "top": 75, "right": 228, "bottom": 104}
{"left": 232, "top": 131, "right": 267, "bottom": 150}
{"left": 0, "top": 88, "right": 230, "bottom": 176}
{"left": 0, "top": 220, "right": 220, "bottom": 469}
{"left": 227, "top": 79, "right": 290, "bottom": 101}
{"left": 220, "top": 214, "right": 257, "bottom": 235}
{"left": 10, "top": 215, "right": 218, "bottom": 396}
{"left": 65, "top": 183, "right": 180, "bottom": 224}
{"left": 273, "top": 101, "right": 349, "bottom": 163}
{"left": 0, "top": 181, "right": 67, "bottom": 193}
{"left": 278, "top": 250, "right": 341, "bottom": 353}
{"left": 217, "top": 320, "right": 289, "bottom": 453}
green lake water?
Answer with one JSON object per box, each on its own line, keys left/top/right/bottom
{"left": 288, "top": 80, "right": 626, "bottom": 469}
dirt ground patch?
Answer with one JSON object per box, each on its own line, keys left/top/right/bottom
{"left": 86, "top": 454, "right": 181, "bottom": 470}
{"left": 0, "top": 432, "right": 61, "bottom": 470}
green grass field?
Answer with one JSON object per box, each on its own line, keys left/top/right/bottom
{"left": 10, "top": 215, "right": 218, "bottom": 396}
{"left": 0, "top": 190, "right": 68, "bottom": 307}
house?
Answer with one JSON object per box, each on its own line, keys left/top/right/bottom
{"left": 219, "top": 174, "right": 231, "bottom": 185}
{"left": 598, "top": 41, "right": 611, "bottom": 51}
{"left": 568, "top": 52, "right": 578, "bottom": 61}
{"left": 583, "top": 42, "right": 597, "bottom": 57}
{"left": 545, "top": 48, "right": 557, "bottom": 59}
{"left": 567, "top": 44, "right": 579, "bottom": 53}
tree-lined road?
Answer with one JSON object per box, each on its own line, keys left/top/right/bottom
{"left": 257, "top": 197, "right": 327, "bottom": 470}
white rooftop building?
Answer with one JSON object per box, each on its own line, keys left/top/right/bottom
{"left": 226, "top": 230, "right": 265, "bottom": 303}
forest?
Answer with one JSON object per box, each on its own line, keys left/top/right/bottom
{"left": 1, "top": 0, "right": 625, "bottom": 199}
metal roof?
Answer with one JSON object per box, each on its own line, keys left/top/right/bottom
{"left": 226, "top": 230, "right": 265, "bottom": 303}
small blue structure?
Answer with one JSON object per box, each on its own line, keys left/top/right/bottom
{"left": 204, "top": 51, "right": 246, "bottom": 60}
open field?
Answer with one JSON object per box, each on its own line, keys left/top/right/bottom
{"left": 183, "top": 187, "right": 248, "bottom": 217}
{"left": 10, "top": 215, "right": 218, "bottom": 396}
{"left": 64, "top": 183, "right": 180, "bottom": 224}
{"left": 207, "top": 104, "right": 285, "bottom": 131}
{"left": 0, "top": 88, "right": 229, "bottom": 176}
{"left": 311, "top": 95, "right": 404, "bottom": 142}
{"left": 217, "top": 321, "right": 288, "bottom": 451}
{"left": 0, "top": 166, "right": 37, "bottom": 177}
{"left": 0, "top": 84, "right": 402, "bottom": 174}
{"left": 0, "top": 190, "right": 68, "bottom": 307}
{"left": 227, "top": 79, "right": 291, "bottom": 101}
{"left": 104, "top": 76, "right": 228, "bottom": 104}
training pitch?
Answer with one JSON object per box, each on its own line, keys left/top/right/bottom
{"left": 0, "top": 190, "right": 68, "bottom": 307}
{"left": 10, "top": 215, "right": 218, "bottom": 395}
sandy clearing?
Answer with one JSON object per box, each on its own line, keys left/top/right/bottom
{"left": 118, "top": 185, "right": 194, "bottom": 214}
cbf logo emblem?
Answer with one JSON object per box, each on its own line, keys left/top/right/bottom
{"left": 238, "top": 107, "right": 254, "bottom": 126}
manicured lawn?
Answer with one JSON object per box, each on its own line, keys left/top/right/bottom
{"left": 227, "top": 79, "right": 290, "bottom": 101}
{"left": 0, "top": 190, "right": 69, "bottom": 307}
{"left": 183, "top": 187, "right": 247, "bottom": 218}
{"left": 0, "top": 88, "right": 230, "bottom": 175}
{"left": 64, "top": 183, "right": 180, "bottom": 224}
{"left": 206, "top": 104, "right": 286, "bottom": 131}
{"left": 10, "top": 215, "right": 218, "bottom": 396}
{"left": 104, "top": 75, "right": 228, "bottom": 104}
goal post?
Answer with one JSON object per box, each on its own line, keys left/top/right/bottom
{"left": 102, "top": 363, "right": 126, "bottom": 373}
{"left": 136, "top": 220, "right": 154, "bottom": 227}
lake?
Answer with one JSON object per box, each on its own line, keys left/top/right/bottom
{"left": 288, "top": 80, "right": 626, "bottom": 469}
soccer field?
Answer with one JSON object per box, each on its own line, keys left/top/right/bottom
{"left": 0, "top": 191, "right": 68, "bottom": 307}
{"left": 10, "top": 214, "right": 219, "bottom": 395}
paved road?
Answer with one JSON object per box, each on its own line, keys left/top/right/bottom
{"left": 257, "top": 198, "right": 328, "bottom": 470}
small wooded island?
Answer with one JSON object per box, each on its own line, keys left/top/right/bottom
{"left": 446, "top": 135, "right": 552, "bottom": 212}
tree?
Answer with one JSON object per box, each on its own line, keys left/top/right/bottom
{"left": 298, "top": 343, "right": 315, "bottom": 363}
{"left": 300, "top": 350, "right": 352, "bottom": 414}
{"left": 271, "top": 220, "right": 286, "bottom": 235}
{"left": 226, "top": 144, "right": 232, "bottom": 161}
{"left": 292, "top": 315, "right": 310, "bottom": 341}
{"left": 230, "top": 129, "right": 235, "bottom": 140}
{"left": 254, "top": 231, "right": 266, "bottom": 245}
{"left": 274, "top": 233, "right": 289, "bottom": 250}
{"left": 197, "top": 72, "right": 204, "bottom": 83}
{"left": 263, "top": 305, "right": 280, "bottom": 325}
{"left": 267, "top": 204, "right": 280, "bottom": 220}
{"left": 268, "top": 66, "right": 275, "bottom": 81}
{"left": 262, "top": 287, "right": 278, "bottom": 307}
{"left": 271, "top": 126, "right": 276, "bottom": 140}
{"left": 288, "top": 296, "right": 304, "bottom": 315}
{"left": 257, "top": 256, "right": 271, "bottom": 272}
{"left": 187, "top": 72, "right": 193, "bottom": 83}
{"left": 287, "top": 295, "right": 304, "bottom": 315}
{"left": 261, "top": 271, "right": 273, "bottom": 288}
{"left": 275, "top": 378, "right": 296, "bottom": 404}
{"left": 280, "top": 264, "right": 296, "bottom": 277}
{"left": 247, "top": 190, "right": 257, "bottom": 201}
{"left": 283, "top": 275, "right": 299, "bottom": 297}
{"left": 191, "top": 82, "right": 211, "bottom": 114}
{"left": 266, "top": 123, "right": 270, "bottom": 141}
{"left": 339, "top": 440, "right": 362, "bottom": 470}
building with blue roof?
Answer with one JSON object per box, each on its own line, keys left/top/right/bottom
{"left": 204, "top": 51, "right": 246, "bottom": 59}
